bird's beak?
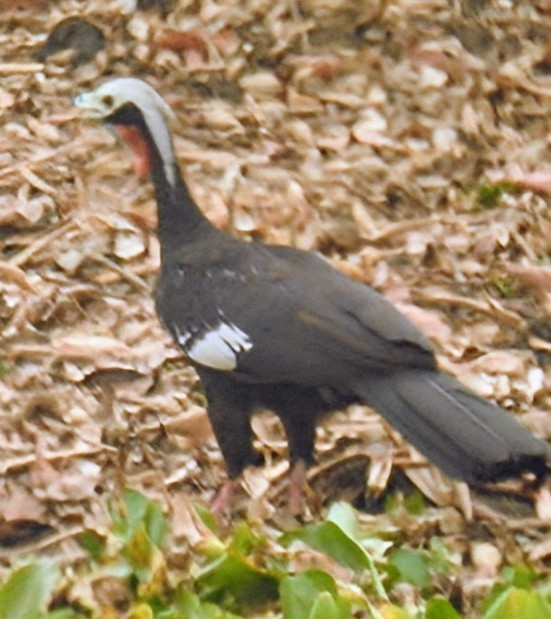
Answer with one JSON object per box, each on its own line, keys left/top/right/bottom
{"left": 73, "top": 91, "right": 107, "bottom": 119}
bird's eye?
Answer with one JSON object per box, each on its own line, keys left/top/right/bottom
{"left": 101, "top": 94, "right": 114, "bottom": 108}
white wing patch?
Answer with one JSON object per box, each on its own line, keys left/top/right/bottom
{"left": 186, "top": 322, "right": 253, "bottom": 371}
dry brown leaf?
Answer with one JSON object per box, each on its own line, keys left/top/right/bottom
{"left": 52, "top": 335, "right": 131, "bottom": 360}
{"left": 512, "top": 171, "right": 551, "bottom": 195}
{"left": 0, "top": 486, "right": 46, "bottom": 522}
{"left": 170, "top": 493, "right": 213, "bottom": 546}
{"left": 29, "top": 445, "right": 62, "bottom": 489}
{"left": 155, "top": 28, "right": 208, "bottom": 57}
{"left": 0, "top": 263, "right": 36, "bottom": 291}
{"left": 288, "top": 547, "right": 355, "bottom": 583}
{"left": 163, "top": 405, "right": 213, "bottom": 449}
{"left": 395, "top": 302, "right": 452, "bottom": 346}
{"left": 470, "top": 542, "right": 502, "bottom": 577}
{"left": 239, "top": 72, "right": 283, "bottom": 98}
{"left": 503, "top": 261, "right": 551, "bottom": 294}
{"left": 211, "top": 26, "right": 241, "bottom": 56}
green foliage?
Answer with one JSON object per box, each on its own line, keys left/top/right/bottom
{"left": 387, "top": 548, "right": 430, "bottom": 589}
{"left": 196, "top": 549, "right": 279, "bottom": 608}
{"left": 109, "top": 489, "right": 168, "bottom": 549}
{"left": 475, "top": 181, "right": 519, "bottom": 208}
{"left": 78, "top": 529, "right": 105, "bottom": 562}
{"left": 2, "top": 493, "right": 549, "bottom": 618}
{"left": 0, "top": 562, "right": 60, "bottom": 619}
{"left": 385, "top": 489, "right": 426, "bottom": 516}
{"left": 476, "top": 183, "right": 503, "bottom": 208}
{"left": 282, "top": 519, "right": 372, "bottom": 572}
{"left": 0, "top": 361, "right": 9, "bottom": 377}
{"left": 157, "top": 591, "right": 242, "bottom": 618}
{"left": 490, "top": 273, "right": 518, "bottom": 298}
{"left": 481, "top": 565, "right": 551, "bottom": 619}
{"left": 425, "top": 597, "right": 462, "bottom": 619}
{"left": 483, "top": 587, "right": 551, "bottom": 619}
{"left": 377, "top": 603, "right": 410, "bottom": 618}
{"left": 500, "top": 564, "right": 538, "bottom": 589}
{"left": 192, "top": 520, "right": 279, "bottom": 610}
{"left": 280, "top": 570, "right": 350, "bottom": 619}
{"left": 281, "top": 501, "right": 388, "bottom": 600}
{"left": 79, "top": 490, "right": 171, "bottom": 613}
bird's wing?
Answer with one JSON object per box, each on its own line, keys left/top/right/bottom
{"left": 170, "top": 242, "right": 437, "bottom": 385}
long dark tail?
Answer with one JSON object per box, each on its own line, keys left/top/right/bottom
{"left": 355, "top": 370, "right": 550, "bottom": 483}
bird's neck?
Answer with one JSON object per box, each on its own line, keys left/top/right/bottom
{"left": 150, "top": 156, "right": 214, "bottom": 253}
{"left": 127, "top": 116, "right": 218, "bottom": 257}
{"left": 108, "top": 102, "right": 219, "bottom": 258}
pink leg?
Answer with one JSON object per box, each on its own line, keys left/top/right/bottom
{"left": 288, "top": 460, "right": 309, "bottom": 515}
{"left": 211, "top": 479, "right": 238, "bottom": 527}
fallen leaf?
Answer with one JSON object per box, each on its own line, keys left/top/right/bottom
{"left": 502, "top": 262, "right": 551, "bottom": 294}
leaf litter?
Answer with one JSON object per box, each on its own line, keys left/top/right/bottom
{"left": 0, "top": 0, "right": 550, "bottom": 614}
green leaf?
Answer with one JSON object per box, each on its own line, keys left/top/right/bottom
{"left": 194, "top": 504, "right": 218, "bottom": 533}
{"left": 403, "top": 490, "right": 426, "bottom": 515}
{"left": 384, "top": 490, "right": 426, "bottom": 515}
{"left": 0, "top": 562, "right": 60, "bottom": 619}
{"left": 167, "top": 591, "right": 243, "bottom": 619}
{"left": 426, "top": 597, "right": 461, "bottom": 619}
{"left": 427, "top": 537, "right": 451, "bottom": 571}
{"left": 108, "top": 490, "right": 167, "bottom": 577}
{"left": 500, "top": 565, "right": 538, "bottom": 589}
{"left": 281, "top": 520, "right": 370, "bottom": 572}
{"left": 43, "top": 610, "right": 86, "bottom": 619}
{"left": 78, "top": 529, "right": 106, "bottom": 561}
{"left": 281, "top": 504, "right": 388, "bottom": 599}
{"left": 109, "top": 489, "right": 146, "bottom": 541}
{"left": 197, "top": 553, "right": 279, "bottom": 608}
{"left": 143, "top": 499, "right": 167, "bottom": 548}
{"left": 126, "top": 602, "right": 154, "bottom": 619}
{"left": 325, "top": 502, "right": 361, "bottom": 539}
{"left": 280, "top": 571, "right": 348, "bottom": 619}
{"left": 387, "top": 548, "right": 429, "bottom": 589}
{"left": 227, "top": 522, "right": 259, "bottom": 556}
{"left": 109, "top": 489, "right": 166, "bottom": 548}
{"left": 483, "top": 587, "right": 551, "bottom": 619}
{"left": 123, "top": 523, "right": 155, "bottom": 578}
{"left": 309, "top": 591, "right": 342, "bottom": 619}
{"left": 377, "top": 603, "right": 410, "bottom": 619}
{"left": 476, "top": 183, "right": 503, "bottom": 208}
{"left": 475, "top": 181, "right": 519, "bottom": 209}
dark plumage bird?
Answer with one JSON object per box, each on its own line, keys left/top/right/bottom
{"left": 75, "top": 78, "right": 550, "bottom": 509}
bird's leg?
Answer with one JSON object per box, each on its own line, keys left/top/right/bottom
{"left": 207, "top": 408, "right": 259, "bottom": 525}
{"left": 197, "top": 370, "right": 260, "bottom": 522}
{"left": 279, "top": 410, "right": 319, "bottom": 514}
{"left": 288, "top": 459, "right": 309, "bottom": 514}
{"left": 211, "top": 479, "right": 238, "bottom": 525}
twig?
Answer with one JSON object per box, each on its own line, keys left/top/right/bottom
{"left": 0, "top": 62, "right": 44, "bottom": 74}
{"left": 0, "top": 445, "right": 117, "bottom": 475}
{"left": 9, "top": 220, "right": 77, "bottom": 267}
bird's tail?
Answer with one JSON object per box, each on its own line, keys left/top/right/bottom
{"left": 355, "top": 370, "right": 550, "bottom": 483}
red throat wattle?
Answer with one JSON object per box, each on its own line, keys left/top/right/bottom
{"left": 114, "top": 124, "right": 152, "bottom": 179}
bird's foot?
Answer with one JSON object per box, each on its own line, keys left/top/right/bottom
{"left": 288, "top": 460, "right": 320, "bottom": 516}
{"left": 211, "top": 479, "right": 238, "bottom": 528}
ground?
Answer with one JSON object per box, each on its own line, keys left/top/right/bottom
{"left": 1, "top": 0, "right": 551, "bottom": 616}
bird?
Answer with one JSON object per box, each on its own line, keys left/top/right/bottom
{"left": 75, "top": 77, "right": 550, "bottom": 513}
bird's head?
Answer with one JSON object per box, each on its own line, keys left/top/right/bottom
{"left": 74, "top": 77, "right": 177, "bottom": 185}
